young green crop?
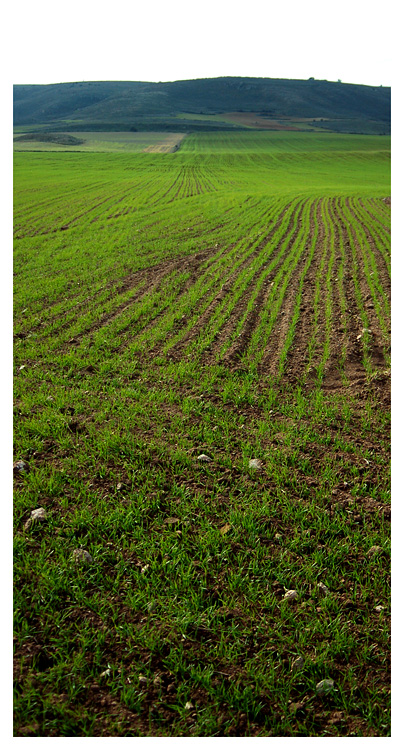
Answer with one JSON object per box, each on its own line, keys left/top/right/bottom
{"left": 14, "top": 131, "right": 390, "bottom": 738}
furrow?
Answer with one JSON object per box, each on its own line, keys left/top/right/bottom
{"left": 159, "top": 199, "right": 301, "bottom": 362}
{"left": 114, "top": 200, "right": 293, "bottom": 356}
{"left": 217, "top": 200, "right": 307, "bottom": 366}
{"left": 344, "top": 199, "right": 390, "bottom": 326}
{"left": 279, "top": 198, "right": 325, "bottom": 382}
{"left": 334, "top": 198, "right": 386, "bottom": 383}
{"left": 250, "top": 198, "right": 316, "bottom": 377}
{"left": 351, "top": 198, "right": 391, "bottom": 280}
{"left": 316, "top": 197, "right": 344, "bottom": 386}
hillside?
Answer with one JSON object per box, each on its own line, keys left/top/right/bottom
{"left": 13, "top": 77, "right": 391, "bottom": 135}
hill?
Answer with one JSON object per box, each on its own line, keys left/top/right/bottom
{"left": 13, "top": 77, "right": 391, "bottom": 134}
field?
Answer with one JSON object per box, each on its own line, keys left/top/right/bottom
{"left": 13, "top": 131, "right": 186, "bottom": 153}
{"left": 177, "top": 112, "right": 323, "bottom": 130}
{"left": 13, "top": 131, "right": 391, "bottom": 737}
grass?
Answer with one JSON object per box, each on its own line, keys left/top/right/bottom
{"left": 13, "top": 131, "right": 390, "bottom": 737}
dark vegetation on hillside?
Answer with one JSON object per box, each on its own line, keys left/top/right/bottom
{"left": 13, "top": 133, "right": 85, "bottom": 146}
{"left": 13, "top": 77, "right": 390, "bottom": 135}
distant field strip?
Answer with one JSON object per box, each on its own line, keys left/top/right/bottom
{"left": 13, "top": 131, "right": 186, "bottom": 153}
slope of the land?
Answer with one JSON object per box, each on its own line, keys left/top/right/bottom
{"left": 13, "top": 77, "right": 391, "bottom": 134}
{"left": 14, "top": 132, "right": 390, "bottom": 737}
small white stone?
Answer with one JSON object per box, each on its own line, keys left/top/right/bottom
{"left": 100, "top": 668, "right": 111, "bottom": 678}
{"left": 185, "top": 701, "right": 194, "bottom": 710}
{"left": 318, "top": 582, "right": 330, "bottom": 597}
{"left": 284, "top": 589, "right": 298, "bottom": 602}
{"left": 13, "top": 460, "right": 30, "bottom": 475}
{"left": 31, "top": 507, "right": 47, "bottom": 520}
{"left": 375, "top": 605, "right": 385, "bottom": 613}
{"left": 24, "top": 507, "right": 47, "bottom": 530}
{"left": 138, "top": 674, "right": 147, "bottom": 686}
{"left": 197, "top": 454, "right": 212, "bottom": 462}
{"left": 248, "top": 458, "right": 263, "bottom": 471}
{"left": 367, "top": 546, "right": 383, "bottom": 558}
{"left": 316, "top": 679, "right": 335, "bottom": 696}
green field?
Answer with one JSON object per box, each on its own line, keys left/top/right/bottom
{"left": 13, "top": 132, "right": 391, "bottom": 737}
{"left": 13, "top": 131, "right": 186, "bottom": 153}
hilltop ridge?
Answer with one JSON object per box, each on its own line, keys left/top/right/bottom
{"left": 13, "top": 76, "right": 390, "bottom": 134}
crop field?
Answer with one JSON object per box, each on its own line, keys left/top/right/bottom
{"left": 13, "top": 131, "right": 186, "bottom": 153}
{"left": 177, "top": 112, "right": 323, "bottom": 130}
{"left": 13, "top": 132, "right": 390, "bottom": 737}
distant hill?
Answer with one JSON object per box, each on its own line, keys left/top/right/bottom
{"left": 13, "top": 77, "right": 391, "bottom": 135}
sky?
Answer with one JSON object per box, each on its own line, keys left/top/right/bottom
{"left": 8, "top": 0, "right": 392, "bottom": 88}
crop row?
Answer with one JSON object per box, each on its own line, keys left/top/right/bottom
{"left": 14, "top": 192, "right": 390, "bottom": 394}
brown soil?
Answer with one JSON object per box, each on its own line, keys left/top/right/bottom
{"left": 219, "top": 112, "right": 302, "bottom": 130}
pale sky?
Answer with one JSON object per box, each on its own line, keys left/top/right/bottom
{"left": 8, "top": 0, "right": 392, "bottom": 88}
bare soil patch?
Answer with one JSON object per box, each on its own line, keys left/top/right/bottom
{"left": 143, "top": 134, "right": 187, "bottom": 153}
{"left": 219, "top": 113, "right": 301, "bottom": 130}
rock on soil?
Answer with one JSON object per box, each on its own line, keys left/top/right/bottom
{"left": 72, "top": 548, "right": 93, "bottom": 564}
{"left": 163, "top": 517, "right": 180, "bottom": 525}
{"left": 24, "top": 507, "right": 47, "bottom": 530}
{"left": 291, "top": 656, "right": 305, "bottom": 671}
{"left": 13, "top": 460, "right": 30, "bottom": 475}
{"left": 248, "top": 458, "right": 263, "bottom": 471}
{"left": 283, "top": 589, "right": 298, "bottom": 602}
{"left": 367, "top": 545, "right": 384, "bottom": 558}
{"left": 317, "top": 581, "right": 330, "bottom": 597}
{"left": 316, "top": 679, "right": 335, "bottom": 696}
{"left": 197, "top": 454, "right": 212, "bottom": 462}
